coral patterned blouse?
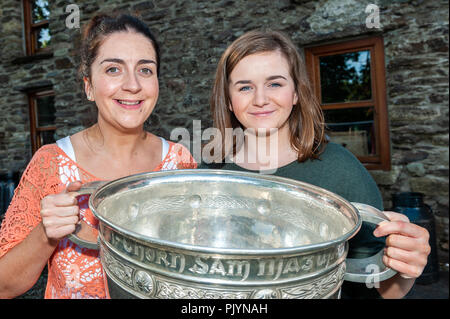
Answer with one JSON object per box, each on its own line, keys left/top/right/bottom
{"left": 0, "top": 140, "right": 197, "bottom": 299}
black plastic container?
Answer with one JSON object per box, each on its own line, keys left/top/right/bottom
{"left": 391, "top": 192, "right": 440, "bottom": 284}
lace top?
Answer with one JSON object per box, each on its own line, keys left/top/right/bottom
{"left": 0, "top": 141, "right": 197, "bottom": 298}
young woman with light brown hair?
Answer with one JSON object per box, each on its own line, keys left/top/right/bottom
{"left": 201, "top": 29, "right": 430, "bottom": 299}
{"left": 209, "top": 29, "right": 326, "bottom": 166}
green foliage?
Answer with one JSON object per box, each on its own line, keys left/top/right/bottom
{"left": 320, "top": 51, "right": 372, "bottom": 104}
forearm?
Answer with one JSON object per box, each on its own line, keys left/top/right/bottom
{"left": 376, "top": 274, "right": 415, "bottom": 299}
{"left": 0, "top": 222, "right": 57, "bottom": 298}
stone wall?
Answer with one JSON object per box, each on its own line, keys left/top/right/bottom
{"left": 0, "top": 0, "right": 448, "bottom": 298}
{"left": 375, "top": 0, "right": 449, "bottom": 262}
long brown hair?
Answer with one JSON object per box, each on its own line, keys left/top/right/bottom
{"left": 209, "top": 29, "right": 327, "bottom": 163}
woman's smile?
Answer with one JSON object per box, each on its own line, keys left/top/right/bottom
{"left": 114, "top": 99, "right": 144, "bottom": 110}
{"left": 248, "top": 110, "right": 276, "bottom": 117}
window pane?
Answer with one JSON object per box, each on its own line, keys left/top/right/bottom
{"left": 34, "top": 27, "right": 51, "bottom": 49}
{"left": 32, "top": 0, "right": 50, "bottom": 23}
{"left": 35, "top": 95, "right": 55, "bottom": 127}
{"left": 39, "top": 130, "right": 56, "bottom": 146}
{"left": 324, "top": 107, "right": 376, "bottom": 156}
{"left": 320, "top": 50, "right": 372, "bottom": 104}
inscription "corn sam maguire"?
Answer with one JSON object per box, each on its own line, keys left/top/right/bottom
{"left": 106, "top": 231, "right": 345, "bottom": 282}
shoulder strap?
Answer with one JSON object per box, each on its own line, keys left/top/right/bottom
{"left": 55, "top": 136, "right": 80, "bottom": 182}
{"left": 159, "top": 137, "right": 170, "bottom": 161}
{"left": 56, "top": 136, "right": 77, "bottom": 163}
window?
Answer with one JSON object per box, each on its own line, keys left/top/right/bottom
{"left": 23, "top": 0, "right": 51, "bottom": 55}
{"left": 27, "top": 89, "right": 56, "bottom": 154}
{"left": 305, "top": 36, "right": 390, "bottom": 170}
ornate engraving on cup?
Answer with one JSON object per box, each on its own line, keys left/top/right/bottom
{"left": 102, "top": 246, "right": 134, "bottom": 286}
{"left": 251, "top": 288, "right": 281, "bottom": 299}
{"left": 156, "top": 280, "right": 250, "bottom": 299}
{"left": 89, "top": 170, "right": 363, "bottom": 299}
{"left": 101, "top": 237, "right": 347, "bottom": 299}
{"left": 102, "top": 247, "right": 155, "bottom": 297}
{"left": 101, "top": 228, "right": 346, "bottom": 285}
{"left": 280, "top": 262, "right": 346, "bottom": 299}
{"left": 101, "top": 246, "right": 252, "bottom": 299}
{"left": 134, "top": 270, "right": 155, "bottom": 296}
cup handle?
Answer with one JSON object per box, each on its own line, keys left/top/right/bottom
{"left": 343, "top": 202, "right": 397, "bottom": 283}
{"left": 66, "top": 181, "right": 108, "bottom": 250}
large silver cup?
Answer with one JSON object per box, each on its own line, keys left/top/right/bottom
{"left": 68, "top": 169, "right": 396, "bottom": 299}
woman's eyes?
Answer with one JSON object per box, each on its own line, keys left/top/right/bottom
{"left": 238, "top": 83, "right": 282, "bottom": 92}
{"left": 105, "top": 66, "right": 154, "bottom": 76}
{"left": 239, "top": 86, "right": 251, "bottom": 92}
{"left": 139, "top": 67, "right": 153, "bottom": 75}
{"left": 106, "top": 66, "right": 120, "bottom": 74}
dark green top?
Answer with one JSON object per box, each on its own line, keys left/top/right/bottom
{"left": 199, "top": 142, "right": 385, "bottom": 298}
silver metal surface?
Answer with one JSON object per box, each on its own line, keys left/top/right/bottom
{"left": 67, "top": 180, "right": 108, "bottom": 250}
{"left": 67, "top": 169, "right": 396, "bottom": 299}
{"left": 344, "top": 202, "right": 397, "bottom": 282}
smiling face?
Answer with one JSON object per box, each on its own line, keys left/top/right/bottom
{"left": 228, "top": 50, "right": 298, "bottom": 135}
{"left": 84, "top": 30, "right": 159, "bottom": 132}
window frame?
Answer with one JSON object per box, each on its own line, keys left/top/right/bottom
{"left": 304, "top": 36, "right": 391, "bottom": 171}
{"left": 27, "top": 88, "right": 56, "bottom": 154}
{"left": 23, "top": 0, "right": 51, "bottom": 55}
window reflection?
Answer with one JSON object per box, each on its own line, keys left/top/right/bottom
{"left": 27, "top": 0, "right": 51, "bottom": 53}
{"left": 35, "top": 95, "right": 55, "bottom": 127}
{"left": 36, "top": 27, "right": 51, "bottom": 49}
{"left": 40, "top": 130, "right": 56, "bottom": 146}
{"left": 32, "top": 0, "right": 50, "bottom": 23}
{"left": 324, "top": 107, "right": 376, "bottom": 156}
{"left": 320, "top": 50, "right": 372, "bottom": 104}
{"left": 29, "top": 90, "right": 56, "bottom": 153}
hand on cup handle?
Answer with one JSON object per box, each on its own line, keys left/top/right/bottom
{"left": 64, "top": 180, "right": 109, "bottom": 250}
{"left": 374, "top": 211, "right": 431, "bottom": 280}
{"left": 40, "top": 181, "right": 83, "bottom": 241}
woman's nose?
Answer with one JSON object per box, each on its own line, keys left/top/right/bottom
{"left": 122, "top": 72, "right": 142, "bottom": 93}
{"left": 253, "top": 88, "right": 269, "bottom": 107}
